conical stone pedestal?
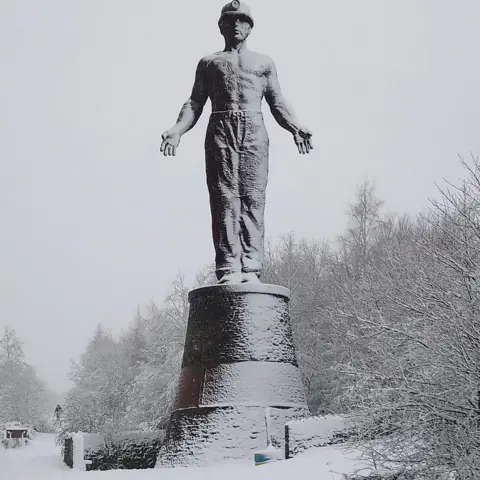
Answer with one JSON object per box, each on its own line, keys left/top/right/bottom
{"left": 156, "top": 283, "right": 309, "bottom": 467}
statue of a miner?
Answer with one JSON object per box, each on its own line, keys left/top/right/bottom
{"left": 160, "top": 1, "right": 313, "bottom": 284}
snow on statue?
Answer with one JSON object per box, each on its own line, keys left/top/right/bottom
{"left": 160, "top": 1, "right": 313, "bottom": 285}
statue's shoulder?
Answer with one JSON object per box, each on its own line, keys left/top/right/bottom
{"left": 202, "top": 52, "right": 224, "bottom": 63}
{"left": 246, "top": 51, "right": 276, "bottom": 74}
{"left": 259, "top": 53, "right": 276, "bottom": 71}
{"left": 197, "top": 53, "right": 219, "bottom": 69}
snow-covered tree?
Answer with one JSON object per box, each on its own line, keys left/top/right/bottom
{"left": 120, "top": 270, "right": 213, "bottom": 430}
{"left": 332, "top": 158, "right": 480, "bottom": 478}
{"left": 0, "top": 327, "right": 54, "bottom": 429}
{"left": 338, "top": 178, "right": 384, "bottom": 279}
{"left": 61, "top": 270, "right": 214, "bottom": 435}
{"left": 61, "top": 324, "right": 130, "bottom": 435}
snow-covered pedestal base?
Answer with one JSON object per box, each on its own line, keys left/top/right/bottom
{"left": 156, "top": 284, "right": 310, "bottom": 467}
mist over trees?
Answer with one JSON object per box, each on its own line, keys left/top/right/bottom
{"left": 0, "top": 326, "right": 57, "bottom": 431}
{"left": 60, "top": 157, "right": 480, "bottom": 478}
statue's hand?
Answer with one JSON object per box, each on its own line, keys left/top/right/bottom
{"left": 160, "top": 130, "right": 181, "bottom": 156}
{"left": 293, "top": 127, "right": 313, "bottom": 155}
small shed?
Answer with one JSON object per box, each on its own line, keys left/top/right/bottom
{"left": 2, "top": 424, "right": 30, "bottom": 448}
{"left": 6, "top": 427, "right": 29, "bottom": 439}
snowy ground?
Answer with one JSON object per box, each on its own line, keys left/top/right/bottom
{"left": 0, "top": 433, "right": 374, "bottom": 479}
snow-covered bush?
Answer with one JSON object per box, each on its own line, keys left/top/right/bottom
{"left": 63, "top": 430, "right": 165, "bottom": 470}
{"left": 285, "top": 415, "right": 351, "bottom": 458}
{"left": 84, "top": 431, "right": 165, "bottom": 470}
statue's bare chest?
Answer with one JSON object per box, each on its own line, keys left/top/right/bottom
{"left": 208, "top": 54, "right": 267, "bottom": 88}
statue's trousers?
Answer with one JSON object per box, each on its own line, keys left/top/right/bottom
{"left": 205, "top": 110, "right": 269, "bottom": 280}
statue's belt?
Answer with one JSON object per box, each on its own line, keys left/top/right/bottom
{"left": 210, "top": 109, "right": 262, "bottom": 116}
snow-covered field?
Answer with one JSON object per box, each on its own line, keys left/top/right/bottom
{"left": 0, "top": 433, "right": 373, "bottom": 479}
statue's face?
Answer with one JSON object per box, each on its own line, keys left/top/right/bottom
{"left": 220, "top": 15, "right": 252, "bottom": 43}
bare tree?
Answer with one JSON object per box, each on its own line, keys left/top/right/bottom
{"left": 333, "top": 158, "right": 480, "bottom": 479}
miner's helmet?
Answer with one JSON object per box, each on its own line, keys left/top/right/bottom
{"left": 218, "top": 1, "right": 254, "bottom": 28}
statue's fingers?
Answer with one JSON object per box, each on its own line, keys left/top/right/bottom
{"left": 163, "top": 143, "right": 171, "bottom": 156}
{"left": 300, "top": 129, "right": 310, "bottom": 139}
{"left": 299, "top": 142, "right": 305, "bottom": 155}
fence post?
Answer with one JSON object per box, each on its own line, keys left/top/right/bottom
{"left": 285, "top": 423, "right": 290, "bottom": 460}
{"left": 64, "top": 435, "right": 74, "bottom": 468}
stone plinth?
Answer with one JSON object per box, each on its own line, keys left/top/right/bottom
{"left": 156, "top": 284, "right": 309, "bottom": 467}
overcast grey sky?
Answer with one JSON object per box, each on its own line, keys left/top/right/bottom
{"left": 1, "top": 0, "right": 479, "bottom": 394}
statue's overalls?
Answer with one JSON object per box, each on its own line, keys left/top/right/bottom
{"left": 205, "top": 110, "right": 268, "bottom": 281}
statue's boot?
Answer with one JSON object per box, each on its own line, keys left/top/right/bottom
{"left": 241, "top": 272, "right": 261, "bottom": 284}
{"left": 217, "top": 272, "right": 244, "bottom": 284}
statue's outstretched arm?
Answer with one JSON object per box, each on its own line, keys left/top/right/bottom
{"left": 161, "top": 59, "right": 209, "bottom": 156}
{"left": 264, "top": 58, "right": 313, "bottom": 155}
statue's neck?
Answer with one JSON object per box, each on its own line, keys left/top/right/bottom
{"left": 224, "top": 40, "right": 248, "bottom": 53}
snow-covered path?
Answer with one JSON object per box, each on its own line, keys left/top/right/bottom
{"left": 0, "top": 433, "right": 369, "bottom": 479}
{"left": 0, "top": 433, "right": 70, "bottom": 477}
